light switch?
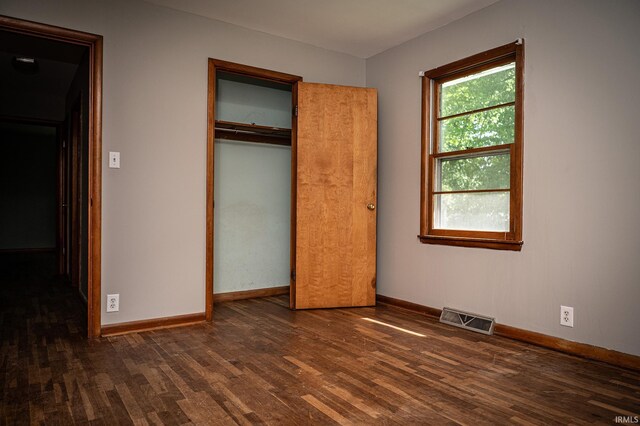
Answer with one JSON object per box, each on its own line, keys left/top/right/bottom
{"left": 109, "top": 151, "right": 120, "bottom": 169}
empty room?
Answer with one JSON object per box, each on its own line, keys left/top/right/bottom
{"left": 1, "top": 0, "right": 638, "bottom": 424}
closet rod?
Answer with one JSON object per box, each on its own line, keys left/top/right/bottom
{"left": 214, "top": 120, "right": 291, "bottom": 146}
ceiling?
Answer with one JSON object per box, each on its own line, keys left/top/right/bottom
{"left": 0, "top": 30, "right": 86, "bottom": 99}
{"left": 143, "top": 0, "right": 499, "bottom": 58}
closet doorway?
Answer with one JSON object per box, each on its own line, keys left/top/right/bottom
{"left": 206, "top": 59, "right": 377, "bottom": 317}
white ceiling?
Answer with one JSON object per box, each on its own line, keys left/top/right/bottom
{"left": 0, "top": 30, "right": 85, "bottom": 99}
{"left": 143, "top": 0, "right": 499, "bottom": 58}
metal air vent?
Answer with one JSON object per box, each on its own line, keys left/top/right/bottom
{"left": 440, "top": 307, "right": 495, "bottom": 335}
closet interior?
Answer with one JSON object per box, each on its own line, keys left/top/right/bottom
{"left": 213, "top": 70, "right": 294, "bottom": 298}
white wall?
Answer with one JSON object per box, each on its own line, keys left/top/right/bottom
{"left": 367, "top": 0, "right": 640, "bottom": 356}
{"left": 0, "top": 0, "right": 365, "bottom": 325}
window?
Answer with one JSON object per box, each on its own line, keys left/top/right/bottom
{"left": 419, "top": 41, "right": 524, "bottom": 250}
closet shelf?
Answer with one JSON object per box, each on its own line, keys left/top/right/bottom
{"left": 214, "top": 120, "right": 291, "bottom": 146}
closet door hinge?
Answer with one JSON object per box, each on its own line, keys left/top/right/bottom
{"left": 62, "top": 139, "right": 67, "bottom": 148}
{"left": 293, "top": 105, "right": 298, "bottom": 117}
{"left": 291, "top": 269, "right": 296, "bottom": 281}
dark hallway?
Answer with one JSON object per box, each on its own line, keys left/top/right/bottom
{"left": 0, "top": 251, "right": 87, "bottom": 423}
{"left": 1, "top": 26, "right": 91, "bottom": 336}
{"left": 0, "top": 252, "right": 87, "bottom": 350}
{"left": 0, "top": 27, "right": 94, "bottom": 421}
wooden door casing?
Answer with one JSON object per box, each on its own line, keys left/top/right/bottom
{"left": 205, "top": 59, "right": 302, "bottom": 319}
{"left": 0, "top": 15, "right": 104, "bottom": 338}
{"left": 58, "top": 123, "right": 67, "bottom": 276}
{"left": 70, "top": 107, "right": 81, "bottom": 289}
{"left": 294, "top": 82, "right": 377, "bottom": 309}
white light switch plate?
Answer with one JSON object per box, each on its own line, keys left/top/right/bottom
{"left": 109, "top": 151, "right": 120, "bottom": 168}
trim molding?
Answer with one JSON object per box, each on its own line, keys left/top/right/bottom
{"left": 376, "top": 294, "right": 442, "bottom": 318}
{"left": 102, "top": 287, "right": 289, "bottom": 336}
{"left": 376, "top": 294, "right": 640, "bottom": 372}
{"left": 418, "top": 235, "right": 523, "bottom": 251}
{"left": 214, "top": 286, "right": 290, "bottom": 304}
{"left": 101, "top": 312, "right": 206, "bottom": 337}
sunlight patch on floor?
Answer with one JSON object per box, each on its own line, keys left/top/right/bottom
{"left": 361, "top": 317, "right": 426, "bottom": 337}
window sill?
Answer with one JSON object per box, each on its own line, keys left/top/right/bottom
{"left": 418, "top": 235, "right": 523, "bottom": 251}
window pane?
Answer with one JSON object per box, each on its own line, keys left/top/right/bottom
{"left": 438, "top": 153, "right": 510, "bottom": 192}
{"left": 434, "top": 192, "right": 509, "bottom": 231}
{"left": 440, "top": 105, "right": 514, "bottom": 152}
{"left": 440, "top": 63, "right": 515, "bottom": 117}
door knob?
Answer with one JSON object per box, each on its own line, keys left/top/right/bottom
{"left": 367, "top": 203, "right": 376, "bottom": 211}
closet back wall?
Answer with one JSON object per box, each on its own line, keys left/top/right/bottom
{"left": 214, "top": 76, "right": 292, "bottom": 294}
{"left": 0, "top": 0, "right": 365, "bottom": 325}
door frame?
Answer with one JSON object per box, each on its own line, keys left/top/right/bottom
{"left": 205, "top": 59, "right": 302, "bottom": 320}
{"left": 0, "top": 15, "right": 103, "bottom": 338}
{"left": 68, "top": 97, "right": 82, "bottom": 290}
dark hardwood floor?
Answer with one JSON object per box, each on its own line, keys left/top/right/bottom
{"left": 1, "top": 255, "right": 639, "bottom": 424}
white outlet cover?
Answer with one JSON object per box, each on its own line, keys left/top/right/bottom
{"left": 560, "top": 305, "right": 573, "bottom": 327}
{"left": 107, "top": 294, "right": 119, "bottom": 312}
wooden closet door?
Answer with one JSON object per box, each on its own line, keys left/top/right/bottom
{"left": 293, "top": 82, "right": 377, "bottom": 309}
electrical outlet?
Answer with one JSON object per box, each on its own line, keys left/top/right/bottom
{"left": 107, "top": 294, "right": 119, "bottom": 312}
{"left": 560, "top": 305, "right": 573, "bottom": 327}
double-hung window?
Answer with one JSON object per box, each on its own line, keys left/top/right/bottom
{"left": 419, "top": 41, "right": 524, "bottom": 250}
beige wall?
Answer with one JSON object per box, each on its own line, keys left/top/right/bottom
{"left": 367, "top": 0, "right": 640, "bottom": 356}
{"left": 0, "top": 0, "right": 365, "bottom": 325}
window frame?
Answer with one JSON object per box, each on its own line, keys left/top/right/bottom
{"left": 419, "top": 41, "right": 524, "bottom": 251}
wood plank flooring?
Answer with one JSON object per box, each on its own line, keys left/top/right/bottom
{"left": 1, "top": 254, "right": 639, "bottom": 425}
